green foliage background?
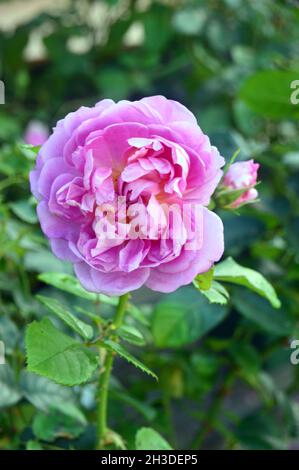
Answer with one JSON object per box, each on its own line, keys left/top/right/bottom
{"left": 0, "top": 0, "right": 299, "bottom": 450}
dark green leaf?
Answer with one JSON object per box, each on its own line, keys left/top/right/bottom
{"left": 0, "top": 365, "right": 21, "bottom": 408}
{"left": 32, "top": 411, "right": 84, "bottom": 442}
{"left": 0, "top": 316, "right": 19, "bottom": 354}
{"left": 26, "top": 318, "right": 98, "bottom": 386}
{"left": 215, "top": 257, "right": 281, "bottom": 308}
{"left": 199, "top": 281, "right": 230, "bottom": 305}
{"left": 38, "top": 272, "right": 117, "bottom": 305}
{"left": 36, "top": 295, "right": 94, "bottom": 340}
{"left": 10, "top": 199, "right": 38, "bottom": 224}
{"left": 239, "top": 70, "right": 299, "bottom": 119}
{"left": 233, "top": 289, "right": 294, "bottom": 336}
{"left": 135, "top": 427, "right": 172, "bottom": 450}
{"left": 26, "top": 440, "right": 43, "bottom": 450}
{"left": 117, "top": 324, "right": 146, "bottom": 346}
{"left": 20, "top": 371, "right": 86, "bottom": 424}
{"left": 194, "top": 266, "right": 214, "bottom": 291}
{"left": 100, "top": 339, "right": 157, "bottom": 381}
{"left": 152, "top": 287, "right": 228, "bottom": 348}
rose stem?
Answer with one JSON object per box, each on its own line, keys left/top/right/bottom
{"left": 96, "top": 292, "right": 130, "bottom": 449}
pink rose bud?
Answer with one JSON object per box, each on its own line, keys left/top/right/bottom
{"left": 222, "top": 159, "right": 259, "bottom": 208}
{"left": 24, "top": 120, "right": 49, "bottom": 146}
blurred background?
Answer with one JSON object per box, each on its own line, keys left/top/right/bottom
{"left": 1, "top": 0, "right": 299, "bottom": 450}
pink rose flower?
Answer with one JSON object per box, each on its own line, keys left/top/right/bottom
{"left": 222, "top": 159, "right": 259, "bottom": 208}
{"left": 24, "top": 120, "right": 49, "bottom": 146}
{"left": 30, "top": 96, "right": 224, "bottom": 296}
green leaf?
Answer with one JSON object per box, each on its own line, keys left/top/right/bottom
{"left": 96, "top": 67, "right": 132, "bottom": 102}
{"left": 143, "top": 5, "right": 172, "bottom": 52}
{"left": 19, "top": 144, "right": 41, "bottom": 160}
{"left": 0, "top": 365, "right": 21, "bottom": 408}
{"left": 233, "top": 100, "right": 264, "bottom": 137}
{"left": 105, "top": 429, "right": 126, "bottom": 450}
{"left": 20, "top": 371, "right": 86, "bottom": 424}
{"left": 236, "top": 412, "right": 288, "bottom": 450}
{"left": 135, "top": 427, "right": 172, "bottom": 450}
{"left": 19, "top": 143, "right": 41, "bottom": 155}
{"left": 194, "top": 266, "right": 214, "bottom": 290}
{"left": 117, "top": 324, "right": 146, "bottom": 346}
{"left": 110, "top": 389, "right": 156, "bottom": 421}
{"left": 229, "top": 342, "right": 261, "bottom": 375}
{"left": 191, "top": 352, "right": 220, "bottom": 378}
{"left": 214, "top": 257, "right": 281, "bottom": 308}
{"left": 10, "top": 199, "right": 38, "bottom": 224}
{"left": 233, "top": 289, "right": 294, "bottom": 337}
{"left": 199, "top": 281, "right": 230, "bottom": 305}
{"left": 24, "top": 249, "right": 71, "bottom": 274}
{"left": 26, "top": 318, "right": 98, "bottom": 386}
{"left": 75, "top": 306, "right": 106, "bottom": 325}
{"left": 126, "top": 303, "right": 150, "bottom": 326}
{"left": 243, "top": 371, "right": 278, "bottom": 406}
{"left": 20, "top": 370, "right": 72, "bottom": 410}
{"left": 222, "top": 213, "right": 265, "bottom": 254}
{"left": 100, "top": 339, "right": 157, "bottom": 381}
{"left": 152, "top": 287, "right": 228, "bottom": 348}
{"left": 0, "top": 315, "right": 19, "bottom": 354}
{"left": 38, "top": 272, "right": 117, "bottom": 305}
{"left": 38, "top": 272, "right": 95, "bottom": 300}
{"left": 239, "top": 70, "right": 299, "bottom": 120}
{"left": 36, "top": 294, "right": 94, "bottom": 340}
{"left": 32, "top": 411, "right": 84, "bottom": 442}
{"left": 26, "top": 440, "right": 43, "bottom": 450}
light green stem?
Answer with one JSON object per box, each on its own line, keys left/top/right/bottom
{"left": 96, "top": 293, "right": 129, "bottom": 449}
